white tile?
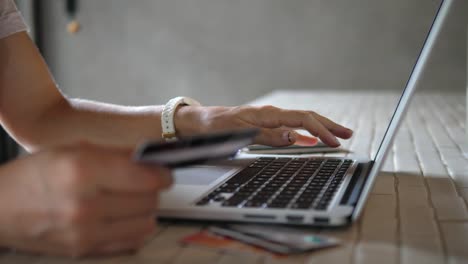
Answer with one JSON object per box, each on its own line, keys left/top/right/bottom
{"left": 426, "top": 177, "right": 459, "bottom": 197}
{"left": 400, "top": 215, "right": 439, "bottom": 237}
{"left": 431, "top": 195, "right": 468, "bottom": 221}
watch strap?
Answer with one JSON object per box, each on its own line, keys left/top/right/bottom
{"left": 161, "top": 96, "right": 201, "bottom": 142}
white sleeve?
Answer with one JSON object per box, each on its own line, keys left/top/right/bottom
{"left": 0, "top": 0, "right": 27, "bottom": 39}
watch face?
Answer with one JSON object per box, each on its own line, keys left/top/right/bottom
{"left": 181, "top": 97, "right": 202, "bottom": 107}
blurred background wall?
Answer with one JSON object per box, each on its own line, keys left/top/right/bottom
{"left": 18, "top": 0, "right": 467, "bottom": 106}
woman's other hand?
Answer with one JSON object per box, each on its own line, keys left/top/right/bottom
{"left": 0, "top": 142, "right": 172, "bottom": 257}
{"left": 175, "top": 105, "right": 353, "bottom": 147}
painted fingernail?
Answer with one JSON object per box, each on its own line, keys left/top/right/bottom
{"left": 283, "top": 131, "right": 297, "bottom": 143}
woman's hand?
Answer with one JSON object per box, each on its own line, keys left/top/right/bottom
{"left": 175, "top": 105, "right": 353, "bottom": 147}
{"left": 0, "top": 142, "right": 172, "bottom": 257}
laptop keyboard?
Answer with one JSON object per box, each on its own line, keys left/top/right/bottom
{"left": 196, "top": 157, "right": 353, "bottom": 210}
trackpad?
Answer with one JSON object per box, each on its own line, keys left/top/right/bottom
{"left": 174, "top": 166, "right": 233, "bottom": 185}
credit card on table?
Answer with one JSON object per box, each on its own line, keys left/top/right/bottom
{"left": 208, "top": 225, "right": 340, "bottom": 255}
{"left": 134, "top": 129, "right": 258, "bottom": 168}
{"left": 180, "top": 230, "right": 281, "bottom": 257}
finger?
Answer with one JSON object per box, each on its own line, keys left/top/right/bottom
{"left": 308, "top": 111, "right": 353, "bottom": 139}
{"left": 254, "top": 128, "right": 293, "bottom": 147}
{"left": 247, "top": 107, "right": 340, "bottom": 147}
{"left": 294, "top": 133, "right": 319, "bottom": 146}
{"left": 268, "top": 109, "right": 341, "bottom": 147}
{"left": 97, "top": 193, "right": 158, "bottom": 220}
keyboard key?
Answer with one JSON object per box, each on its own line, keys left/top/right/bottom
{"left": 196, "top": 197, "right": 211, "bottom": 205}
{"left": 258, "top": 157, "right": 276, "bottom": 161}
{"left": 267, "top": 201, "right": 290, "bottom": 208}
{"left": 243, "top": 201, "right": 266, "bottom": 208}
{"left": 225, "top": 168, "right": 262, "bottom": 184}
{"left": 291, "top": 203, "right": 311, "bottom": 209}
{"left": 213, "top": 195, "right": 226, "bottom": 202}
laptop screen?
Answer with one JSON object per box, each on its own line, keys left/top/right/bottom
{"left": 352, "top": 0, "right": 452, "bottom": 220}
{"left": 371, "top": 0, "right": 448, "bottom": 164}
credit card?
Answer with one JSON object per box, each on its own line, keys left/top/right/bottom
{"left": 134, "top": 129, "right": 258, "bottom": 168}
{"left": 208, "top": 226, "right": 295, "bottom": 255}
{"left": 228, "top": 224, "right": 340, "bottom": 250}
{"left": 180, "top": 230, "right": 284, "bottom": 257}
{"left": 210, "top": 225, "right": 340, "bottom": 254}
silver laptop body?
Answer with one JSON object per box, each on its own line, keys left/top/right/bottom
{"left": 157, "top": 0, "right": 452, "bottom": 227}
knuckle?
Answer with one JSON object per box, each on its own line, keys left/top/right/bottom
{"left": 259, "top": 105, "right": 278, "bottom": 112}
{"left": 300, "top": 110, "right": 313, "bottom": 118}
{"left": 230, "top": 105, "right": 244, "bottom": 113}
{"left": 60, "top": 153, "right": 83, "bottom": 175}
{"left": 307, "top": 110, "right": 316, "bottom": 116}
{"left": 57, "top": 153, "right": 91, "bottom": 190}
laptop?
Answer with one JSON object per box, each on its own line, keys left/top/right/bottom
{"left": 157, "top": 0, "right": 452, "bottom": 226}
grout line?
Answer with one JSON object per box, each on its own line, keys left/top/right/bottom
{"left": 437, "top": 219, "right": 468, "bottom": 223}
{"left": 392, "top": 146, "right": 402, "bottom": 264}
{"left": 389, "top": 141, "right": 406, "bottom": 263}
{"left": 395, "top": 172, "right": 402, "bottom": 264}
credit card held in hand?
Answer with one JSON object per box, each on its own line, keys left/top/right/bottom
{"left": 134, "top": 129, "right": 258, "bottom": 168}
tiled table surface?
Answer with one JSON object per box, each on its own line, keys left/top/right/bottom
{"left": 2, "top": 90, "right": 468, "bottom": 264}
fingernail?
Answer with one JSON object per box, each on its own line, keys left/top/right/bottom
{"left": 333, "top": 137, "right": 341, "bottom": 146}
{"left": 283, "top": 131, "right": 297, "bottom": 144}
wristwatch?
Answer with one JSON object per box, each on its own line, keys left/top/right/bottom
{"left": 161, "top": 96, "right": 201, "bottom": 142}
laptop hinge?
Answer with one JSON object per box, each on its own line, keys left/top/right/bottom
{"left": 340, "top": 161, "right": 374, "bottom": 206}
